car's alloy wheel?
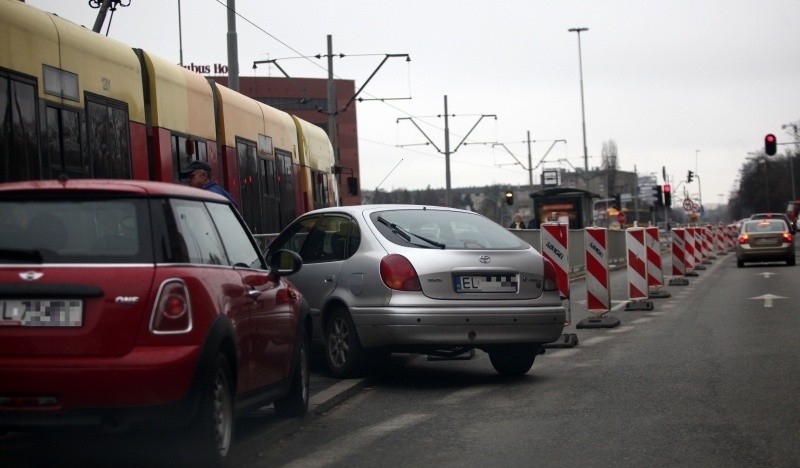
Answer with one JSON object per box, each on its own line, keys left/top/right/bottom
{"left": 274, "top": 330, "right": 310, "bottom": 417}
{"left": 182, "top": 354, "right": 234, "bottom": 466}
{"left": 325, "top": 307, "right": 367, "bottom": 378}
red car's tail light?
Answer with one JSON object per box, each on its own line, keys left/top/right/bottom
{"left": 150, "top": 279, "right": 192, "bottom": 334}
{"left": 783, "top": 232, "right": 793, "bottom": 243}
{"left": 738, "top": 234, "right": 749, "bottom": 245}
{"left": 380, "top": 254, "right": 421, "bottom": 291}
{"left": 542, "top": 258, "right": 558, "bottom": 292}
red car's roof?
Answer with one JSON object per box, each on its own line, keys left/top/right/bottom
{"left": 0, "top": 179, "right": 228, "bottom": 203}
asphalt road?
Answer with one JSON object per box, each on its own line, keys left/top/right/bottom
{"left": 232, "top": 250, "right": 800, "bottom": 467}
{"left": 3, "top": 247, "right": 799, "bottom": 466}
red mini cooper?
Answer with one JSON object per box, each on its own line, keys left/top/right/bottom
{"left": 0, "top": 179, "right": 310, "bottom": 466}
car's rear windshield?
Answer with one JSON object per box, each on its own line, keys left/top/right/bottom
{"left": 743, "top": 220, "right": 787, "bottom": 233}
{"left": 0, "top": 196, "right": 153, "bottom": 264}
{"left": 370, "top": 209, "right": 528, "bottom": 250}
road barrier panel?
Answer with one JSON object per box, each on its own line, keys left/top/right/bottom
{"left": 645, "top": 226, "right": 671, "bottom": 298}
{"left": 688, "top": 226, "right": 706, "bottom": 271}
{"left": 714, "top": 224, "right": 727, "bottom": 256}
{"left": 577, "top": 227, "right": 620, "bottom": 329}
{"left": 540, "top": 222, "right": 580, "bottom": 345}
{"left": 668, "top": 228, "right": 690, "bottom": 286}
{"left": 702, "top": 225, "right": 715, "bottom": 263}
{"left": 624, "top": 227, "right": 654, "bottom": 311}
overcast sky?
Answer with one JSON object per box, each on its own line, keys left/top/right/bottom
{"left": 28, "top": 0, "right": 800, "bottom": 208}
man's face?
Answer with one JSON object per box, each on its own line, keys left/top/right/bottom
{"left": 187, "top": 170, "right": 208, "bottom": 189}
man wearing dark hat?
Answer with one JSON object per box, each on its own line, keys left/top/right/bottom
{"left": 180, "top": 160, "right": 237, "bottom": 207}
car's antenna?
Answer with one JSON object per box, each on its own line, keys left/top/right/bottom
{"left": 364, "top": 159, "right": 403, "bottom": 204}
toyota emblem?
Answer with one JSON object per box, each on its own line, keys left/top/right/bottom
{"left": 478, "top": 255, "right": 491, "bottom": 264}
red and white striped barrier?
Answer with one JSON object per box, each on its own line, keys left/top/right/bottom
{"left": 727, "top": 225, "right": 736, "bottom": 252}
{"left": 689, "top": 226, "right": 706, "bottom": 270}
{"left": 704, "top": 225, "right": 716, "bottom": 259}
{"left": 669, "top": 228, "right": 690, "bottom": 285}
{"left": 645, "top": 226, "right": 669, "bottom": 297}
{"left": 625, "top": 227, "right": 653, "bottom": 310}
{"left": 540, "top": 222, "right": 569, "bottom": 299}
{"left": 584, "top": 227, "right": 610, "bottom": 313}
{"left": 685, "top": 226, "right": 697, "bottom": 273}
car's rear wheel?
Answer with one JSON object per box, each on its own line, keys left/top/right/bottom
{"left": 489, "top": 345, "right": 539, "bottom": 376}
{"left": 788, "top": 257, "right": 796, "bottom": 266}
{"left": 737, "top": 259, "right": 744, "bottom": 268}
{"left": 325, "top": 307, "right": 368, "bottom": 378}
{"left": 274, "top": 330, "right": 310, "bottom": 417}
{"left": 181, "top": 353, "right": 234, "bottom": 467}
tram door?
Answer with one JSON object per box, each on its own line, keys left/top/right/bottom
{"left": 275, "top": 150, "right": 295, "bottom": 230}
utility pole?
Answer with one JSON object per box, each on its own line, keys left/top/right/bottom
{"left": 327, "top": 35, "right": 339, "bottom": 177}
{"left": 226, "top": 0, "right": 239, "bottom": 91}
{"left": 397, "top": 95, "right": 496, "bottom": 206}
{"left": 252, "top": 39, "right": 410, "bottom": 205}
{"left": 526, "top": 131, "right": 533, "bottom": 187}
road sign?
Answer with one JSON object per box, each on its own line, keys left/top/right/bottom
{"left": 682, "top": 198, "right": 693, "bottom": 211}
{"left": 617, "top": 212, "right": 626, "bottom": 224}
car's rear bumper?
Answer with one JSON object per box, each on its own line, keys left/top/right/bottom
{"left": 351, "top": 306, "right": 567, "bottom": 348}
{"left": 0, "top": 345, "right": 201, "bottom": 431}
{"left": 737, "top": 244, "right": 794, "bottom": 261}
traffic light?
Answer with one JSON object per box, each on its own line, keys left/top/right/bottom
{"left": 505, "top": 190, "right": 514, "bottom": 205}
{"left": 652, "top": 185, "right": 663, "bottom": 207}
{"left": 346, "top": 176, "right": 359, "bottom": 196}
{"left": 613, "top": 193, "right": 621, "bottom": 210}
{"left": 765, "top": 133, "right": 777, "bottom": 156}
{"left": 687, "top": 170, "right": 694, "bottom": 183}
{"left": 663, "top": 184, "right": 672, "bottom": 207}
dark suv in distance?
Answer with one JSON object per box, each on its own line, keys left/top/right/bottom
{"left": 0, "top": 180, "right": 310, "bottom": 466}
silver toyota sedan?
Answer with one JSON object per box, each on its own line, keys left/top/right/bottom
{"left": 266, "top": 205, "right": 566, "bottom": 377}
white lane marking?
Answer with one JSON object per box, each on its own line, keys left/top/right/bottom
{"left": 608, "top": 325, "right": 634, "bottom": 333}
{"left": 437, "top": 387, "right": 492, "bottom": 405}
{"left": 546, "top": 348, "right": 582, "bottom": 358}
{"left": 283, "top": 413, "right": 431, "bottom": 468}
{"left": 630, "top": 317, "right": 653, "bottom": 324}
{"left": 581, "top": 336, "right": 614, "bottom": 346}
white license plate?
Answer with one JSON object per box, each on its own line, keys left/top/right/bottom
{"left": 0, "top": 299, "right": 83, "bottom": 327}
{"left": 455, "top": 275, "right": 518, "bottom": 293}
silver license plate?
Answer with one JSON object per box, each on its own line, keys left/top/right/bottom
{"left": 1, "top": 300, "right": 83, "bottom": 327}
{"left": 455, "top": 275, "right": 518, "bottom": 293}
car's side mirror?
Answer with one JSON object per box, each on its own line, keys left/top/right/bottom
{"left": 266, "top": 249, "right": 303, "bottom": 276}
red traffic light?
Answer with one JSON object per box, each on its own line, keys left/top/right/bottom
{"left": 765, "top": 133, "right": 777, "bottom": 156}
{"left": 663, "top": 184, "right": 671, "bottom": 193}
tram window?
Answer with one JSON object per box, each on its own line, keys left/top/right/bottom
{"left": 0, "top": 76, "right": 40, "bottom": 182}
{"left": 172, "top": 135, "right": 208, "bottom": 180}
{"left": 45, "top": 106, "right": 83, "bottom": 178}
{"left": 86, "top": 98, "right": 131, "bottom": 179}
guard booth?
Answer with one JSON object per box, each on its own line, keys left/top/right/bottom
{"left": 529, "top": 188, "right": 601, "bottom": 229}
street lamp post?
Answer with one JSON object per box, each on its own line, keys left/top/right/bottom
{"left": 568, "top": 27, "right": 589, "bottom": 174}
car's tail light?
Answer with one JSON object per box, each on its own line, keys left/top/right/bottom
{"left": 380, "top": 254, "right": 421, "bottom": 291}
{"left": 150, "top": 279, "right": 192, "bottom": 334}
{"left": 738, "top": 234, "right": 749, "bottom": 245}
{"left": 783, "top": 232, "right": 793, "bottom": 243}
{"left": 542, "top": 258, "right": 558, "bottom": 292}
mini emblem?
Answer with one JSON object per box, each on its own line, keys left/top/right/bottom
{"left": 19, "top": 271, "right": 44, "bottom": 281}
{"left": 479, "top": 255, "right": 491, "bottom": 264}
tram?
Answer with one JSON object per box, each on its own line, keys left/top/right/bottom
{"left": 0, "top": 0, "right": 337, "bottom": 234}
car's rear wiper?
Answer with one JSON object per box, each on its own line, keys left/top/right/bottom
{"left": 0, "top": 249, "right": 44, "bottom": 263}
{"left": 376, "top": 216, "right": 446, "bottom": 249}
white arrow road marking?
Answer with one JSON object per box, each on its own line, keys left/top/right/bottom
{"left": 749, "top": 294, "right": 788, "bottom": 308}
{"left": 756, "top": 272, "right": 777, "bottom": 279}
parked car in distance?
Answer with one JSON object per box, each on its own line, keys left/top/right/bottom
{"left": 265, "top": 205, "right": 567, "bottom": 378}
{"left": 749, "top": 212, "right": 795, "bottom": 234}
{"left": 0, "top": 179, "right": 310, "bottom": 466}
{"left": 736, "top": 219, "right": 796, "bottom": 267}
